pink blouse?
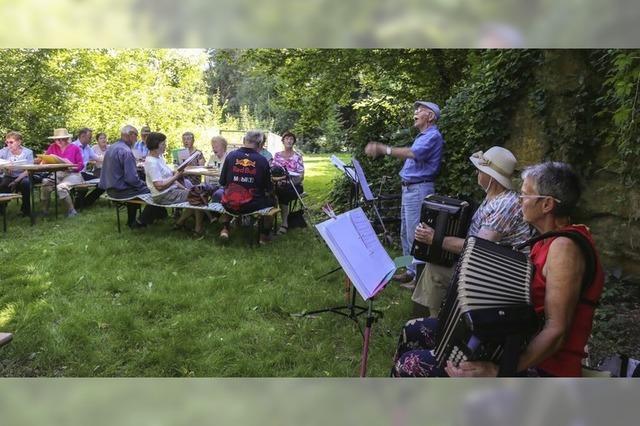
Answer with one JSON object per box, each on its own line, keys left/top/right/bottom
{"left": 46, "top": 142, "right": 84, "bottom": 172}
{"left": 272, "top": 151, "right": 304, "bottom": 177}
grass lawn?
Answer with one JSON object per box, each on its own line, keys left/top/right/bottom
{"left": 0, "top": 153, "right": 412, "bottom": 377}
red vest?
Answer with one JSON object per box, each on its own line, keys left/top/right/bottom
{"left": 529, "top": 225, "right": 604, "bottom": 377}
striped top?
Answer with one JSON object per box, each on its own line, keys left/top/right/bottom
{"left": 467, "top": 190, "right": 534, "bottom": 250}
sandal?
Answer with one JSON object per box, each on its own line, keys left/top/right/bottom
{"left": 277, "top": 225, "right": 288, "bottom": 235}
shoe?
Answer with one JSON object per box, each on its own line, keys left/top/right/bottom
{"left": 67, "top": 209, "right": 79, "bottom": 218}
{"left": 259, "top": 234, "right": 271, "bottom": 245}
{"left": 128, "top": 220, "right": 147, "bottom": 229}
{"left": 219, "top": 228, "right": 229, "bottom": 240}
{"left": 192, "top": 230, "right": 206, "bottom": 240}
{"left": 171, "top": 223, "right": 188, "bottom": 231}
{"left": 392, "top": 271, "right": 414, "bottom": 283}
{"left": 276, "top": 225, "right": 288, "bottom": 235}
{"left": 399, "top": 280, "right": 416, "bottom": 291}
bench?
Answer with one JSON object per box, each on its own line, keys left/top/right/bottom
{"left": 0, "top": 193, "right": 22, "bottom": 232}
{"left": 33, "top": 178, "right": 102, "bottom": 207}
{"left": 106, "top": 194, "right": 280, "bottom": 243}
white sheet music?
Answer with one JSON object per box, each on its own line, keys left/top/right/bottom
{"left": 330, "top": 155, "right": 357, "bottom": 182}
{"left": 351, "top": 158, "right": 375, "bottom": 201}
{"left": 0, "top": 158, "right": 28, "bottom": 166}
{"left": 316, "top": 208, "right": 396, "bottom": 300}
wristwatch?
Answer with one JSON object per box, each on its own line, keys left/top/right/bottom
{"left": 386, "top": 146, "right": 392, "bottom": 156}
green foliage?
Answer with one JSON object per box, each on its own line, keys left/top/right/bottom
{"left": 239, "top": 49, "right": 470, "bottom": 153}
{"left": 0, "top": 50, "right": 77, "bottom": 151}
{"left": 590, "top": 272, "right": 640, "bottom": 363}
{"left": 0, "top": 49, "right": 214, "bottom": 155}
{"left": 596, "top": 50, "right": 640, "bottom": 188}
{"left": 437, "top": 50, "right": 543, "bottom": 198}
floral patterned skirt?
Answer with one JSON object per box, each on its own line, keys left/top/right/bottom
{"left": 391, "top": 317, "right": 446, "bottom": 377}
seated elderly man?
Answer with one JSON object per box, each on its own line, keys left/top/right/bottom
{"left": 392, "top": 161, "right": 604, "bottom": 377}
{"left": 38, "top": 128, "right": 84, "bottom": 218}
{"left": 72, "top": 127, "right": 105, "bottom": 209}
{"left": 0, "top": 131, "right": 34, "bottom": 217}
{"left": 99, "top": 125, "right": 164, "bottom": 229}
{"left": 218, "top": 130, "right": 275, "bottom": 244}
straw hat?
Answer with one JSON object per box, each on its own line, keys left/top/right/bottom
{"left": 47, "top": 128, "right": 73, "bottom": 140}
{"left": 469, "top": 146, "right": 517, "bottom": 190}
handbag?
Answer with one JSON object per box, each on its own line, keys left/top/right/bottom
{"left": 187, "top": 184, "right": 214, "bottom": 206}
{"left": 287, "top": 209, "right": 307, "bottom": 228}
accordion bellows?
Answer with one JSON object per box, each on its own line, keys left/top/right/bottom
{"left": 434, "top": 237, "right": 538, "bottom": 369}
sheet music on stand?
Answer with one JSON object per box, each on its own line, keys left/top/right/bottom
{"left": 330, "top": 155, "right": 357, "bottom": 183}
{"left": 351, "top": 158, "right": 375, "bottom": 202}
{"left": 316, "top": 207, "right": 396, "bottom": 300}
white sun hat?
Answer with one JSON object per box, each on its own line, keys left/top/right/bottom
{"left": 469, "top": 146, "right": 517, "bottom": 190}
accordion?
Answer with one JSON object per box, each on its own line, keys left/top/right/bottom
{"left": 434, "top": 237, "right": 539, "bottom": 375}
{"left": 410, "top": 194, "right": 473, "bottom": 266}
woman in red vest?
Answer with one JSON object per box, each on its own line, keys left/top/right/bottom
{"left": 446, "top": 161, "right": 604, "bottom": 377}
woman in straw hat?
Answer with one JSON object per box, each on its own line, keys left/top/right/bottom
{"left": 391, "top": 146, "right": 534, "bottom": 377}
{"left": 37, "top": 128, "right": 85, "bottom": 218}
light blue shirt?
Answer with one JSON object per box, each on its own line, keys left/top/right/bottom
{"left": 133, "top": 140, "right": 149, "bottom": 158}
{"left": 399, "top": 125, "right": 444, "bottom": 183}
{"left": 72, "top": 139, "right": 99, "bottom": 170}
{"left": 0, "top": 146, "right": 34, "bottom": 177}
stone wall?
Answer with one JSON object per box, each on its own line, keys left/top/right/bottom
{"left": 504, "top": 51, "right": 640, "bottom": 282}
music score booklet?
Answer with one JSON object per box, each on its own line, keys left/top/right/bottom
{"left": 316, "top": 207, "right": 396, "bottom": 300}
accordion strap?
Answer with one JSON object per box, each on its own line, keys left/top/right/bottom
{"left": 516, "top": 230, "right": 597, "bottom": 307}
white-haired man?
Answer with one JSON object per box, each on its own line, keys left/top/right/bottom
{"left": 365, "top": 101, "right": 445, "bottom": 288}
{"left": 99, "top": 125, "right": 162, "bottom": 228}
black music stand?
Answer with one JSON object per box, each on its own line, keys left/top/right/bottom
{"left": 351, "top": 158, "right": 394, "bottom": 246}
{"left": 302, "top": 207, "right": 395, "bottom": 377}
{"left": 329, "top": 155, "right": 359, "bottom": 209}
{"left": 300, "top": 274, "right": 383, "bottom": 377}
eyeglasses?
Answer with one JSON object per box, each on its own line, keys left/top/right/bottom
{"left": 5, "top": 140, "right": 17, "bottom": 144}
{"left": 518, "top": 194, "right": 562, "bottom": 204}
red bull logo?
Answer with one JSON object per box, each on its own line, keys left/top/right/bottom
{"left": 235, "top": 158, "right": 256, "bottom": 168}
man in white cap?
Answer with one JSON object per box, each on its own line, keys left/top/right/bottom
{"left": 410, "top": 146, "right": 534, "bottom": 317}
{"left": 365, "top": 100, "right": 445, "bottom": 287}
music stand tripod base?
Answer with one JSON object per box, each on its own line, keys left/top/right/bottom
{"left": 298, "top": 277, "right": 383, "bottom": 377}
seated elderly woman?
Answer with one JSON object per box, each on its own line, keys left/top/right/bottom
{"left": 410, "top": 146, "right": 533, "bottom": 313}
{"left": 0, "top": 131, "right": 34, "bottom": 216}
{"left": 91, "top": 132, "right": 110, "bottom": 177}
{"left": 271, "top": 131, "right": 304, "bottom": 235}
{"left": 144, "top": 132, "right": 204, "bottom": 237}
{"left": 38, "top": 128, "right": 85, "bottom": 218}
{"left": 392, "top": 161, "right": 604, "bottom": 377}
{"left": 206, "top": 136, "right": 228, "bottom": 202}
{"left": 181, "top": 131, "right": 206, "bottom": 187}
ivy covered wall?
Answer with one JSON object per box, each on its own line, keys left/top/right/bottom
{"left": 504, "top": 50, "right": 640, "bottom": 281}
